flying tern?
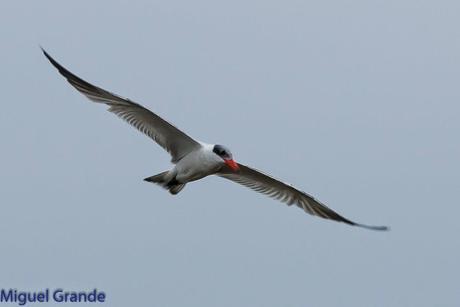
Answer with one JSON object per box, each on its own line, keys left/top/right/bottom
{"left": 42, "top": 48, "right": 388, "bottom": 231}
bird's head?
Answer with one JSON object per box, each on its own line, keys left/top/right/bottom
{"left": 213, "top": 144, "right": 239, "bottom": 171}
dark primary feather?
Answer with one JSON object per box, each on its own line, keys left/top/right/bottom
{"left": 219, "top": 163, "right": 388, "bottom": 231}
{"left": 42, "top": 48, "right": 200, "bottom": 163}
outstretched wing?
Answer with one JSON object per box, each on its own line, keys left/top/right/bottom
{"left": 219, "top": 163, "right": 388, "bottom": 231}
{"left": 42, "top": 48, "right": 201, "bottom": 163}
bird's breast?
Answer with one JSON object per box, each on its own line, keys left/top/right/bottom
{"left": 174, "top": 149, "right": 222, "bottom": 183}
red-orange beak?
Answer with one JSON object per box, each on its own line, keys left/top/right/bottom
{"left": 224, "top": 159, "right": 240, "bottom": 171}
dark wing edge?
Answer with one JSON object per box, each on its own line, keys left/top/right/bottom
{"left": 41, "top": 47, "right": 201, "bottom": 162}
{"left": 218, "top": 163, "right": 389, "bottom": 231}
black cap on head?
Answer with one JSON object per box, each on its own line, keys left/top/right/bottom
{"left": 213, "top": 144, "right": 232, "bottom": 159}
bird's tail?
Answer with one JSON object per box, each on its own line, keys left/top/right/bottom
{"left": 144, "top": 171, "right": 186, "bottom": 195}
{"left": 144, "top": 171, "right": 170, "bottom": 184}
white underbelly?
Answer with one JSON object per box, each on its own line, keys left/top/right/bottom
{"left": 174, "top": 149, "right": 222, "bottom": 183}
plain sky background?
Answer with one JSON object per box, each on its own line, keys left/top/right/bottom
{"left": 1, "top": 0, "right": 459, "bottom": 306}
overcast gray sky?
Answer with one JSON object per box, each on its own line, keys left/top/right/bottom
{"left": 1, "top": 0, "right": 459, "bottom": 306}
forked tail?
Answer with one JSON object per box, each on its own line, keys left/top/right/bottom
{"left": 144, "top": 171, "right": 186, "bottom": 195}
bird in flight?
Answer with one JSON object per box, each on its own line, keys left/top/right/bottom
{"left": 42, "top": 48, "right": 388, "bottom": 231}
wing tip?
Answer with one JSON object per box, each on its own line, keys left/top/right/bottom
{"left": 353, "top": 223, "right": 390, "bottom": 231}
{"left": 40, "top": 46, "right": 52, "bottom": 63}
{"left": 40, "top": 47, "right": 64, "bottom": 72}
